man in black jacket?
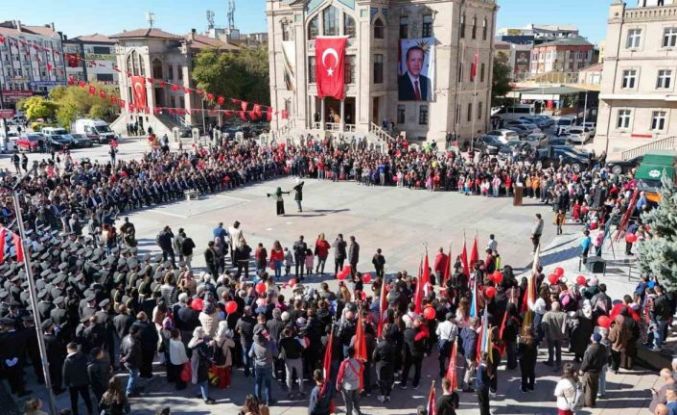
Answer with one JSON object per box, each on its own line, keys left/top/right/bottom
{"left": 333, "top": 234, "right": 347, "bottom": 276}
{"left": 43, "top": 319, "right": 66, "bottom": 394}
{"left": 87, "top": 347, "right": 111, "bottom": 407}
{"left": 120, "top": 325, "right": 142, "bottom": 397}
{"left": 436, "top": 377, "right": 460, "bottom": 415}
{"left": 279, "top": 327, "right": 305, "bottom": 398}
{"left": 293, "top": 236, "right": 308, "bottom": 281}
{"left": 401, "top": 317, "right": 426, "bottom": 389}
{"left": 156, "top": 226, "right": 175, "bottom": 268}
{"left": 579, "top": 333, "right": 608, "bottom": 408}
{"left": 131, "top": 312, "right": 158, "bottom": 379}
{"left": 62, "top": 342, "right": 94, "bottom": 415}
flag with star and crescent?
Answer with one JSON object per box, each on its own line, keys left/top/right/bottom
{"left": 315, "top": 37, "right": 347, "bottom": 100}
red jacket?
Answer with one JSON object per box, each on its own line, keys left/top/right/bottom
{"left": 315, "top": 239, "right": 330, "bottom": 259}
{"left": 434, "top": 253, "right": 449, "bottom": 275}
{"left": 270, "top": 248, "right": 284, "bottom": 262}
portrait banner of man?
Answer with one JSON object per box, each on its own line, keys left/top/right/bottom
{"left": 398, "top": 38, "right": 435, "bottom": 102}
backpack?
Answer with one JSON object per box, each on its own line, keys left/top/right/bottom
{"left": 212, "top": 341, "right": 227, "bottom": 366}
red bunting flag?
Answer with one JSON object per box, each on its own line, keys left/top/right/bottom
{"left": 12, "top": 233, "right": 24, "bottom": 262}
{"left": 88, "top": 85, "right": 96, "bottom": 96}
{"left": 217, "top": 96, "right": 225, "bottom": 106}
{"left": 99, "top": 90, "right": 107, "bottom": 99}
{"left": 238, "top": 111, "right": 247, "bottom": 122}
{"left": 171, "top": 84, "right": 179, "bottom": 92}
{"left": 224, "top": 110, "right": 234, "bottom": 117}
{"left": 426, "top": 382, "right": 437, "bottom": 415}
{"left": 240, "top": 101, "right": 248, "bottom": 112}
{"left": 231, "top": 98, "right": 240, "bottom": 105}
{"left": 248, "top": 110, "right": 258, "bottom": 121}
{"left": 354, "top": 314, "right": 368, "bottom": 361}
{"left": 252, "top": 104, "right": 262, "bottom": 117}
{"left": 445, "top": 341, "right": 458, "bottom": 390}
{"left": 207, "top": 93, "right": 214, "bottom": 102}
{"left": 159, "top": 81, "right": 167, "bottom": 88}
{"left": 265, "top": 110, "right": 272, "bottom": 122}
{"left": 470, "top": 236, "right": 479, "bottom": 268}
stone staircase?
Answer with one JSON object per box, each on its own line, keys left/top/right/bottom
{"left": 621, "top": 135, "right": 677, "bottom": 160}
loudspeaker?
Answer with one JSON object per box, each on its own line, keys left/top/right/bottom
{"left": 585, "top": 256, "right": 606, "bottom": 274}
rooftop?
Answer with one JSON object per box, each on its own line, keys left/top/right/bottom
{"left": 72, "top": 33, "right": 115, "bottom": 44}
{"left": 185, "top": 33, "right": 239, "bottom": 51}
{"left": 535, "top": 36, "right": 593, "bottom": 48}
{"left": 0, "top": 20, "right": 60, "bottom": 38}
{"left": 110, "top": 28, "right": 182, "bottom": 40}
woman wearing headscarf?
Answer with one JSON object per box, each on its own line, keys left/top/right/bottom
{"left": 199, "top": 301, "right": 222, "bottom": 338}
{"left": 168, "top": 328, "right": 189, "bottom": 390}
{"left": 188, "top": 327, "right": 216, "bottom": 404}
{"left": 267, "top": 187, "right": 290, "bottom": 216}
{"left": 213, "top": 321, "right": 236, "bottom": 389}
{"left": 571, "top": 300, "right": 595, "bottom": 363}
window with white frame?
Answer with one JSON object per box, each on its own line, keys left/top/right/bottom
{"left": 626, "top": 29, "right": 641, "bottom": 49}
{"left": 651, "top": 111, "right": 667, "bottom": 131}
{"left": 656, "top": 69, "right": 672, "bottom": 89}
{"left": 419, "top": 105, "right": 428, "bottom": 125}
{"left": 617, "top": 109, "right": 632, "bottom": 129}
{"left": 622, "top": 69, "right": 637, "bottom": 89}
{"left": 663, "top": 27, "right": 677, "bottom": 48}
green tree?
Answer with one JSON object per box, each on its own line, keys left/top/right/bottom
{"left": 491, "top": 60, "right": 512, "bottom": 106}
{"left": 192, "top": 47, "right": 270, "bottom": 106}
{"left": 49, "top": 84, "right": 118, "bottom": 129}
{"left": 638, "top": 176, "right": 677, "bottom": 290}
{"left": 19, "top": 96, "right": 57, "bottom": 121}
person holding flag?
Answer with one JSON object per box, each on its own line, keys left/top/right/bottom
{"left": 434, "top": 247, "right": 449, "bottom": 288}
{"left": 308, "top": 369, "right": 335, "bottom": 415}
{"left": 436, "top": 377, "right": 460, "bottom": 415}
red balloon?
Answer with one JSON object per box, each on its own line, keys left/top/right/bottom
{"left": 491, "top": 271, "right": 503, "bottom": 285}
{"left": 484, "top": 286, "right": 496, "bottom": 299}
{"left": 337, "top": 272, "right": 347, "bottom": 281}
{"left": 554, "top": 267, "right": 565, "bottom": 277}
{"left": 625, "top": 233, "right": 638, "bottom": 243}
{"left": 576, "top": 275, "right": 587, "bottom": 286}
{"left": 548, "top": 273, "right": 560, "bottom": 285}
{"left": 363, "top": 273, "right": 372, "bottom": 284}
{"left": 255, "top": 282, "right": 266, "bottom": 295}
{"left": 597, "top": 315, "right": 611, "bottom": 329}
{"left": 423, "top": 306, "right": 436, "bottom": 320}
{"left": 225, "top": 300, "right": 237, "bottom": 314}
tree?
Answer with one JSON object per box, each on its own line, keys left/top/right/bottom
{"left": 491, "top": 60, "right": 512, "bottom": 106}
{"left": 192, "top": 47, "right": 270, "bottom": 106}
{"left": 638, "top": 176, "right": 677, "bottom": 290}
{"left": 19, "top": 96, "right": 57, "bottom": 121}
{"left": 49, "top": 84, "right": 118, "bottom": 128}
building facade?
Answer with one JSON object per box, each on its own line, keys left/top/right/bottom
{"left": 529, "top": 37, "right": 594, "bottom": 76}
{"left": 63, "top": 34, "right": 118, "bottom": 85}
{"left": 496, "top": 24, "right": 579, "bottom": 46}
{"left": 0, "top": 20, "right": 66, "bottom": 108}
{"left": 266, "top": 0, "right": 497, "bottom": 145}
{"left": 595, "top": 0, "right": 677, "bottom": 156}
{"left": 110, "top": 28, "right": 239, "bottom": 136}
{"left": 495, "top": 40, "right": 532, "bottom": 81}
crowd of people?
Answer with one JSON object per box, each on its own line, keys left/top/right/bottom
{"left": 0, "top": 133, "right": 670, "bottom": 415}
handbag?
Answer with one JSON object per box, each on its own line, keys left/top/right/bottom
{"left": 180, "top": 361, "right": 191, "bottom": 382}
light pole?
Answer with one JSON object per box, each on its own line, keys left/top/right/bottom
{"left": 9, "top": 167, "right": 57, "bottom": 415}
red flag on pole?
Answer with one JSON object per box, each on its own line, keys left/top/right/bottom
{"left": 414, "top": 258, "right": 424, "bottom": 313}
{"left": 377, "top": 278, "right": 388, "bottom": 337}
{"left": 315, "top": 37, "right": 347, "bottom": 100}
{"left": 427, "top": 382, "right": 437, "bottom": 415}
{"left": 323, "top": 327, "right": 334, "bottom": 379}
{"left": 0, "top": 228, "right": 6, "bottom": 263}
{"left": 445, "top": 341, "right": 459, "bottom": 390}
{"left": 442, "top": 245, "right": 452, "bottom": 287}
{"left": 422, "top": 253, "right": 430, "bottom": 287}
{"left": 470, "top": 236, "right": 479, "bottom": 268}
{"left": 354, "top": 314, "right": 367, "bottom": 361}
{"left": 12, "top": 233, "right": 24, "bottom": 262}
{"left": 460, "top": 240, "right": 470, "bottom": 277}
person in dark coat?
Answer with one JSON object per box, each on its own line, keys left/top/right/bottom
{"left": 571, "top": 303, "right": 595, "bottom": 362}
{"left": 267, "top": 187, "right": 290, "bottom": 216}
{"left": 131, "top": 312, "right": 158, "bottom": 379}
{"left": 87, "top": 347, "right": 112, "bottom": 407}
{"left": 400, "top": 317, "right": 428, "bottom": 389}
{"left": 292, "top": 181, "right": 304, "bottom": 212}
{"left": 517, "top": 328, "right": 537, "bottom": 392}
{"left": 43, "top": 319, "right": 66, "bottom": 394}
{"left": 120, "top": 325, "right": 142, "bottom": 397}
{"left": 373, "top": 324, "right": 396, "bottom": 402}
{"left": 348, "top": 236, "right": 360, "bottom": 279}
{"left": 62, "top": 342, "right": 94, "bottom": 415}
{"left": 0, "top": 317, "right": 29, "bottom": 397}
{"left": 333, "top": 234, "right": 347, "bottom": 276}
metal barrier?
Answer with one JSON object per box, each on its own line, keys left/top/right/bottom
{"left": 621, "top": 136, "right": 676, "bottom": 161}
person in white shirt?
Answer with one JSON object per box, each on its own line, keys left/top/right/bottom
{"left": 553, "top": 363, "right": 578, "bottom": 414}
{"left": 436, "top": 312, "right": 459, "bottom": 377}
{"left": 487, "top": 234, "right": 498, "bottom": 254}
{"left": 228, "top": 221, "right": 243, "bottom": 263}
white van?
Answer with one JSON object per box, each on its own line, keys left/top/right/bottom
{"left": 496, "top": 104, "right": 536, "bottom": 121}
{"left": 72, "top": 119, "right": 116, "bottom": 143}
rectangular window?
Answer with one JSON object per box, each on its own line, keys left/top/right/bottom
{"left": 308, "top": 57, "right": 316, "bottom": 83}
{"left": 397, "top": 104, "right": 406, "bottom": 124}
{"left": 422, "top": 15, "right": 433, "bottom": 38}
{"left": 663, "top": 27, "right": 677, "bottom": 48}
{"left": 657, "top": 69, "right": 672, "bottom": 89}
{"left": 92, "top": 46, "right": 111, "bottom": 55}
{"left": 308, "top": 16, "right": 319, "bottom": 40}
{"left": 652, "top": 111, "right": 667, "bottom": 131}
{"left": 323, "top": 7, "right": 338, "bottom": 36}
{"left": 178, "top": 67, "right": 183, "bottom": 80}
{"left": 482, "top": 19, "right": 488, "bottom": 41}
{"left": 418, "top": 105, "right": 428, "bottom": 125}
{"left": 625, "top": 29, "right": 642, "bottom": 48}
{"left": 96, "top": 73, "right": 113, "bottom": 82}
{"left": 480, "top": 63, "right": 485, "bottom": 83}
{"left": 460, "top": 15, "right": 465, "bottom": 39}
{"left": 478, "top": 101, "right": 483, "bottom": 120}
{"left": 344, "top": 55, "right": 355, "bottom": 84}
{"left": 472, "top": 18, "right": 477, "bottom": 39}
{"left": 622, "top": 69, "right": 637, "bottom": 89}
{"left": 467, "top": 102, "right": 472, "bottom": 122}
{"left": 373, "top": 19, "right": 384, "bottom": 39}
{"left": 400, "top": 16, "right": 408, "bottom": 39}
{"left": 458, "top": 63, "right": 463, "bottom": 83}
{"left": 344, "top": 15, "right": 356, "bottom": 38}
{"left": 373, "top": 54, "right": 383, "bottom": 84}
{"left": 281, "top": 22, "right": 290, "bottom": 41}
{"left": 617, "top": 109, "right": 631, "bottom": 129}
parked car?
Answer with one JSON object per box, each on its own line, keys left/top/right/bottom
{"left": 606, "top": 155, "right": 644, "bottom": 175}
{"left": 73, "top": 119, "right": 116, "bottom": 143}
{"left": 505, "top": 119, "right": 541, "bottom": 133}
{"left": 583, "top": 122, "right": 597, "bottom": 137}
{"left": 540, "top": 137, "right": 569, "bottom": 147}
{"left": 486, "top": 129, "right": 520, "bottom": 144}
{"left": 17, "top": 133, "right": 45, "bottom": 152}
{"left": 474, "top": 134, "right": 503, "bottom": 154}
{"left": 522, "top": 132, "right": 547, "bottom": 149}
{"left": 68, "top": 133, "right": 93, "bottom": 148}
{"left": 506, "top": 125, "right": 532, "bottom": 138}
{"left": 565, "top": 127, "right": 591, "bottom": 145}
{"left": 538, "top": 146, "right": 592, "bottom": 171}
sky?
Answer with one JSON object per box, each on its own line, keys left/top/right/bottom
{"left": 0, "top": 0, "right": 610, "bottom": 44}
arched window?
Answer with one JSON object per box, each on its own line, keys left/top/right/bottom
{"left": 373, "top": 18, "right": 384, "bottom": 39}
{"left": 482, "top": 18, "right": 488, "bottom": 40}
{"left": 308, "top": 15, "right": 319, "bottom": 40}
{"left": 323, "top": 6, "right": 339, "bottom": 36}
{"left": 126, "top": 50, "right": 145, "bottom": 76}
{"left": 460, "top": 14, "right": 465, "bottom": 39}
{"left": 345, "top": 14, "right": 356, "bottom": 38}
{"left": 472, "top": 16, "right": 477, "bottom": 39}
{"left": 152, "top": 58, "right": 163, "bottom": 79}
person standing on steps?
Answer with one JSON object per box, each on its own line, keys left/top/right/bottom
{"left": 267, "top": 187, "right": 290, "bottom": 216}
{"left": 293, "top": 180, "right": 305, "bottom": 212}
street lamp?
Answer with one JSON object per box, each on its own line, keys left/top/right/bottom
{"left": 8, "top": 166, "right": 57, "bottom": 415}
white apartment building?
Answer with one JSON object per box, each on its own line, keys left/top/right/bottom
{"left": 595, "top": 0, "right": 677, "bottom": 156}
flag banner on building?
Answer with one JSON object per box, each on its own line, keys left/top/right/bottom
{"left": 470, "top": 52, "right": 479, "bottom": 82}
{"left": 130, "top": 76, "right": 148, "bottom": 112}
{"left": 315, "top": 37, "right": 347, "bottom": 100}
{"left": 398, "top": 37, "right": 435, "bottom": 101}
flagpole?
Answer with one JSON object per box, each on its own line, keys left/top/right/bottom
{"left": 10, "top": 171, "right": 57, "bottom": 415}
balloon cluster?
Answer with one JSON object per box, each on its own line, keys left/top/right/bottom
{"left": 337, "top": 265, "right": 352, "bottom": 280}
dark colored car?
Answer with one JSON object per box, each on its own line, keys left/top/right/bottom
{"left": 69, "top": 133, "right": 94, "bottom": 148}
{"left": 606, "top": 155, "right": 644, "bottom": 175}
{"left": 473, "top": 135, "right": 503, "bottom": 155}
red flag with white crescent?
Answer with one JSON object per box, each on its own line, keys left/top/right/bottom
{"left": 130, "top": 76, "right": 148, "bottom": 111}
{"left": 315, "top": 37, "right": 347, "bottom": 100}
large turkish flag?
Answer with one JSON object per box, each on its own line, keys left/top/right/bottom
{"left": 315, "top": 37, "right": 347, "bottom": 100}
{"left": 130, "top": 76, "right": 148, "bottom": 112}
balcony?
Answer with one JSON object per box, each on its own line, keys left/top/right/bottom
{"left": 624, "top": 4, "right": 677, "bottom": 21}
